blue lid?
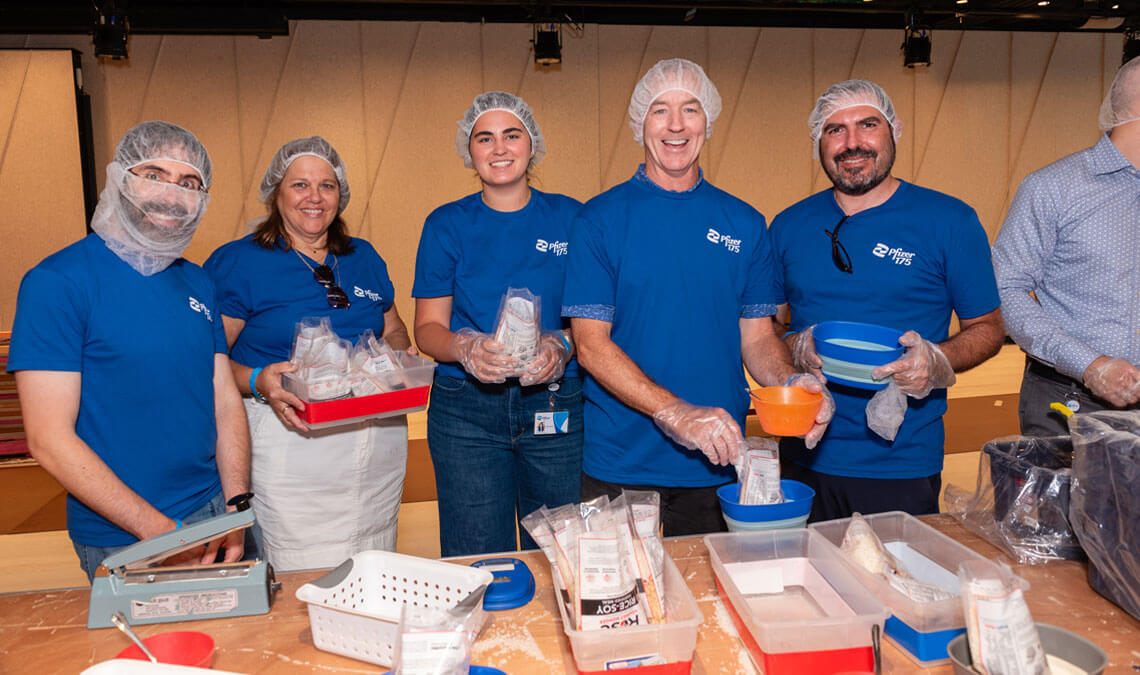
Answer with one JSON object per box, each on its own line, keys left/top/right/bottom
{"left": 469, "top": 667, "right": 508, "bottom": 675}
{"left": 470, "top": 557, "right": 535, "bottom": 611}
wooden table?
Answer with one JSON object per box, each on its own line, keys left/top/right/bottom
{"left": 1, "top": 516, "right": 1137, "bottom": 674}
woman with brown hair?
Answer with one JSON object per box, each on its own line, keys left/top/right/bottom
{"left": 205, "top": 136, "right": 412, "bottom": 571}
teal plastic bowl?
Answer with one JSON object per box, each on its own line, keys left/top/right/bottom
{"left": 814, "top": 321, "right": 904, "bottom": 390}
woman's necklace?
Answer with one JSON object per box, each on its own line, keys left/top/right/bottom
{"left": 294, "top": 248, "right": 340, "bottom": 279}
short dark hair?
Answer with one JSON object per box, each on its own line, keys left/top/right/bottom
{"left": 251, "top": 184, "right": 355, "bottom": 255}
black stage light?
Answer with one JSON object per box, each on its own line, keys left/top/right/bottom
{"left": 533, "top": 23, "right": 561, "bottom": 66}
{"left": 93, "top": 1, "right": 129, "bottom": 60}
{"left": 902, "top": 27, "right": 932, "bottom": 68}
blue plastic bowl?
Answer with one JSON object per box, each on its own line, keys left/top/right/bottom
{"left": 717, "top": 479, "right": 815, "bottom": 523}
{"left": 813, "top": 321, "right": 905, "bottom": 390}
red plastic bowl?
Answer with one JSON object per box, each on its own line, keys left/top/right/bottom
{"left": 750, "top": 386, "right": 823, "bottom": 436}
{"left": 115, "top": 630, "right": 215, "bottom": 668}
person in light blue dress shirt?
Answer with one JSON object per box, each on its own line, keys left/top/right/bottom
{"left": 993, "top": 56, "right": 1140, "bottom": 435}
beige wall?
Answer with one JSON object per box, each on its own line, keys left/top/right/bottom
{"left": 0, "top": 24, "right": 1122, "bottom": 329}
{"left": 1, "top": 50, "right": 86, "bottom": 329}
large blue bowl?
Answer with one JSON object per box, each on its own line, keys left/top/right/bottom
{"left": 813, "top": 321, "right": 905, "bottom": 390}
{"left": 717, "top": 479, "right": 815, "bottom": 523}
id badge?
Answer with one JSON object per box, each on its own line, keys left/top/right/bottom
{"left": 534, "top": 410, "right": 569, "bottom": 435}
{"left": 534, "top": 385, "right": 570, "bottom": 435}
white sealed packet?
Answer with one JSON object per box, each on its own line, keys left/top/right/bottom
{"left": 958, "top": 558, "right": 1049, "bottom": 675}
{"left": 842, "top": 513, "right": 954, "bottom": 603}
{"left": 574, "top": 504, "right": 646, "bottom": 630}
{"left": 733, "top": 437, "right": 784, "bottom": 505}
{"left": 613, "top": 492, "right": 666, "bottom": 624}
{"left": 393, "top": 598, "right": 487, "bottom": 675}
{"left": 492, "top": 287, "right": 540, "bottom": 374}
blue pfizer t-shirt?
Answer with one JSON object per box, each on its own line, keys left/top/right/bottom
{"left": 562, "top": 172, "right": 779, "bottom": 487}
{"left": 770, "top": 180, "right": 1000, "bottom": 479}
{"left": 204, "top": 235, "right": 396, "bottom": 367}
{"left": 412, "top": 189, "right": 582, "bottom": 380}
{"left": 8, "top": 234, "right": 226, "bottom": 546}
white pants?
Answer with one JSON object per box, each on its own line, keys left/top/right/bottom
{"left": 245, "top": 398, "right": 407, "bottom": 572}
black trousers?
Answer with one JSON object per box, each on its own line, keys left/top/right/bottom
{"left": 782, "top": 462, "right": 941, "bottom": 523}
{"left": 580, "top": 472, "right": 729, "bottom": 537}
{"left": 1017, "top": 360, "right": 1122, "bottom": 436}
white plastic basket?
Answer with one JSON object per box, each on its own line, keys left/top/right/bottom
{"left": 295, "top": 550, "right": 493, "bottom": 667}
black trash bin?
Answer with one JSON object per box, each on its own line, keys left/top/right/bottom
{"left": 982, "top": 436, "right": 1084, "bottom": 561}
{"left": 1070, "top": 410, "right": 1140, "bottom": 620}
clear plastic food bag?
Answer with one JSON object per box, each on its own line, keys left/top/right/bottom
{"left": 492, "top": 287, "right": 540, "bottom": 376}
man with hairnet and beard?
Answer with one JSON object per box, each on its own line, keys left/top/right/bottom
{"left": 8, "top": 121, "right": 254, "bottom": 580}
{"left": 771, "top": 80, "right": 1004, "bottom": 522}
{"left": 562, "top": 58, "right": 832, "bottom": 535}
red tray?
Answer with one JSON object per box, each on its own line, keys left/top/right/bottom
{"left": 295, "top": 385, "right": 430, "bottom": 427}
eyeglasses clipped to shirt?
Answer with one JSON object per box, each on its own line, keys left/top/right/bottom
{"left": 825, "top": 214, "right": 853, "bottom": 274}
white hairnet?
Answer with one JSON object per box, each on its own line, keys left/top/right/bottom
{"left": 808, "top": 79, "right": 903, "bottom": 159}
{"left": 90, "top": 121, "right": 211, "bottom": 276}
{"left": 627, "top": 58, "right": 722, "bottom": 146}
{"left": 1099, "top": 56, "right": 1140, "bottom": 131}
{"left": 455, "top": 91, "right": 546, "bottom": 169}
{"left": 258, "top": 136, "right": 350, "bottom": 213}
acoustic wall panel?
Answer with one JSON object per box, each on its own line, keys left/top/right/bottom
{"left": 0, "top": 26, "right": 1121, "bottom": 330}
{"left": 0, "top": 50, "right": 86, "bottom": 328}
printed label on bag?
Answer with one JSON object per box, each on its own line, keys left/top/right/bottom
{"left": 577, "top": 534, "right": 645, "bottom": 630}
{"left": 398, "top": 628, "right": 468, "bottom": 674}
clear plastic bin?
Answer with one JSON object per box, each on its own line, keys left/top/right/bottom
{"left": 810, "top": 511, "right": 1029, "bottom": 667}
{"left": 704, "top": 530, "right": 888, "bottom": 675}
{"left": 281, "top": 353, "right": 436, "bottom": 429}
{"left": 555, "top": 552, "right": 700, "bottom": 674}
{"left": 295, "top": 550, "right": 492, "bottom": 667}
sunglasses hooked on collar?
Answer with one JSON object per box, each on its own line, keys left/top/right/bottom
{"left": 825, "top": 214, "right": 853, "bottom": 274}
{"left": 295, "top": 250, "right": 351, "bottom": 309}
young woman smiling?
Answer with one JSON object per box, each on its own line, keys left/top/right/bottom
{"left": 412, "top": 92, "right": 583, "bottom": 556}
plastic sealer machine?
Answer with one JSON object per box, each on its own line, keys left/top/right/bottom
{"left": 87, "top": 494, "right": 280, "bottom": 629}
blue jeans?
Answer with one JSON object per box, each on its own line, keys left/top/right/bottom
{"left": 427, "top": 374, "right": 583, "bottom": 557}
{"left": 72, "top": 491, "right": 263, "bottom": 582}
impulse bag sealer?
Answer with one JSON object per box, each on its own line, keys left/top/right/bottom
{"left": 88, "top": 494, "right": 280, "bottom": 629}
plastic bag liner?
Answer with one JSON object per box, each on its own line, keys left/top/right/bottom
{"left": 1068, "top": 409, "right": 1140, "bottom": 620}
{"left": 944, "top": 435, "right": 1083, "bottom": 564}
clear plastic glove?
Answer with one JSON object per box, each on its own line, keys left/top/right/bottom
{"left": 653, "top": 399, "right": 744, "bottom": 466}
{"left": 787, "top": 325, "right": 823, "bottom": 378}
{"left": 1082, "top": 356, "right": 1140, "bottom": 407}
{"left": 786, "top": 372, "right": 834, "bottom": 449}
{"left": 450, "top": 328, "right": 519, "bottom": 384}
{"left": 871, "top": 330, "right": 955, "bottom": 398}
{"left": 866, "top": 380, "right": 908, "bottom": 441}
{"left": 519, "top": 332, "right": 571, "bottom": 386}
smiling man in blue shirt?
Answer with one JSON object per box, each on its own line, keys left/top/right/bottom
{"left": 772, "top": 80, "right": 1004, "bottom": 522}
{"left": 562, "top": 58, "right": 831, "bottom": 536}
{"left": 993, "top": 57, "right": 1140, "bottom": 435}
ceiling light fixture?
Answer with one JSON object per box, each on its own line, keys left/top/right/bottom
{"left": 532, "top": 23, "right": 561, "bottom": 66}
{"left": 902, "top": 8, "right": 932, "bottom": 68}
{"left": 92, "top": 0, "right": 128, "bottom": 60}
